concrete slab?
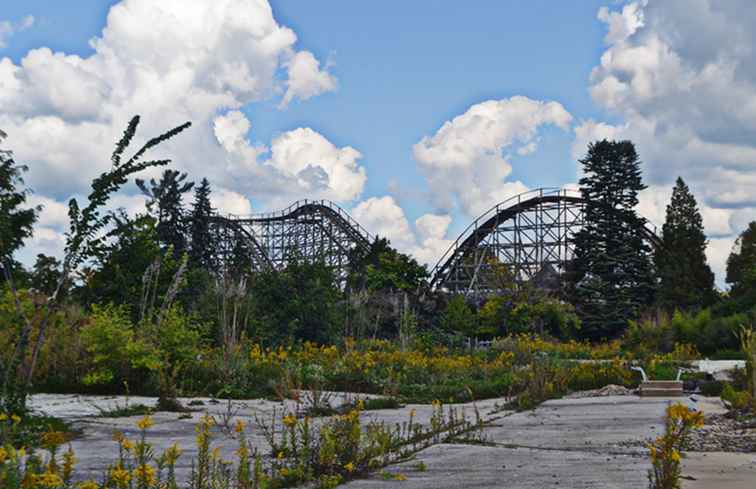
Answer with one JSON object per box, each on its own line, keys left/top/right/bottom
{"left": 27, "top": 393, "right": 753, "bottom": 488}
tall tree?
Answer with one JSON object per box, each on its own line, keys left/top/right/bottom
{"left": 569, "top": 140, "right": 656, "bottom": 340}
{"left": 655, "top": 177, "right": 716, "bottom": 310}
{"left": 726, "top": 221, "right": 756, "bottom": 305}
{"left": 0, "top": 129, "right": 38, "bottom": 273}
{"left": 136, "top": 169, "right": 194, "bottom": 254}
{"left": 31, "top": 254, "right": 62, "bottom": 296}
{"left": 189, "top": 178, "right": 215, "bottom": 269}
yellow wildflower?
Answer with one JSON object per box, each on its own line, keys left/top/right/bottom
{"left": 136, "top": 415, "right": 154, "bottom": 430}
{"left": 670, "top": 450, "right": 681, "bottom": 463}
{"left": 11, "top": 414, "right": 21, "bottom": 424}
{"left": 133, "top": 464, "right": 156, "bottom": 485}
{"left": 344, "top": 462, "right": 355, "bottom": 473}
{"left": 77, "top": 481, "right": 100, "bottom": 489}
{"left": 0, "top": 447, "right": 7, "bottom": 463}
{"left": 394, "top": 473, "right": 407, "bottom": 481}
{"left": 356, "top": 399, "right": 365, "bottom": 411}
{"left": 163, "top": 443, "right": 182, "bottom": 464}
{"left": 120, "top": 438, "right": 134, "bottom": 452}
{"left": 279, "top": 467, "right": 290, "bottom": 477}
{"left": 41, "top": 431, "right": 67, "bottom": 449}
{"left": 0, "top": 413, "right": 7, "bottom": 421}
{"left": 234, "top": 419, "right": 246, "bottom": 433}
{"left": 282, "top": 414, "right": 297, "bottom": 428}
{"left": 109, "top": 467, "right": 131, "bottom": 487}
{"left": 36, "top": 472, "right": 64, "bottom": 488}
{"left": 277, "top": 451, "right": 285, "bottom": 460}
{"left": 63, "top": 447, "right": 77, "bottom": 480}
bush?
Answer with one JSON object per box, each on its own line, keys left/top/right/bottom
{"left": 624, "top": 309, "right": 744, "bottom": 358}
{"left": 79, "top": 305, "right": 156, "bottom": 389}
{"left": 721, "top": 383, "right": 751, "bottom": 410}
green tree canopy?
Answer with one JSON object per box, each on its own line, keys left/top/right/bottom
{"left": 726, "top": 221, "right": 756, "bottom": 305}
{"left": 0, "top": 129, "right": 38, "bottom": 271}
{"left": 189, "top": 178, "right": 215, "bottom": 270}
{"left": 569, "top": 139, "right": 656, "bottom": 340}
{"left": 654, "top": 177, "right": 716, "bottom": 311}
{"left": 136, "top": 169, "right": 194, "bottom": 254}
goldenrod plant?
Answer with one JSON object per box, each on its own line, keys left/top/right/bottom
{"left": 737, "top": 325, "right": 755, "bottom": 405}
{"left": 647, "top": 403, "right": 704, "bottom": 489}
{"left": 0, "top": 401, "right": 484, "bottom": 489}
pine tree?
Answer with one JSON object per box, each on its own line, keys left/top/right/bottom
{"left": 0, "top": 129, "right": 38, "bottom": 269}
{"left": 655, "top": 177, "right": 716, "bottom": 310}
{"left": 189, "top": 178, "right": 215, "bottom": 269}
{"left": 726, "top": 221, "right": 756, "bottom": 304}
{"left": 569, "top": 140, "right": 656, "bottom": 340}
{"left": 136, "top": 169, "right": 194, "bottom": 254}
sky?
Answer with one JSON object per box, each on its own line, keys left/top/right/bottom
{"left": 1, "top": 0, "right": 755, "bottom": 287}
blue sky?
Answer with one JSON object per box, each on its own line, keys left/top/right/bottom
{"left": 2, "top": 1, "right": 755, "bottom": 284}
{"left": 2, "top": 0, "right": 607, "bottom": 216}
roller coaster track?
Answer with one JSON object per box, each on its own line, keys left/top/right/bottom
{"left": 208, "top": 199, "right": 372, "bottom": 277}
{"left": 429, "top": 188, "right": 661, "bottom": 295}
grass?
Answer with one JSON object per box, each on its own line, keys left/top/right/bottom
{"left": 4, "top": 414, "right": 78, "bottom": 448}
{"left": 91, "top": 402, "right": 153, "bottom": 418}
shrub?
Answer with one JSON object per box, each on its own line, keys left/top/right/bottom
{"left": 79, "top": 305, "right": 156, "bottom": 389}
{"left": 647, "top": 403, "right": 704, "bottom": 489}
{"left": 721, "top": 383, "right": 751, "bottom": 410}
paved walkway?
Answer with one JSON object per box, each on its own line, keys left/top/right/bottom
{"left": 29, "top": 393, "right": 756, "bottom": 488}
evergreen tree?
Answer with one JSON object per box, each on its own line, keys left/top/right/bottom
{"left": 726, "top": 221, "right": 756, "bottom": 305}
{"left": 31, "top": 254, "right": 62, "bottom": 296}
{"left": 655, "top": 177, "right": 716, "bottom": 310}
{"left": 0, "top": 129, "right": 38, "bottom": 273}
{"left": 189, "top": 178, "right": 215, "bottom": 269}
{"left": 136, "top": 169, "right": 194, "bottom": 254}
{"left": 569, "top": 140, "right": 656, "bottom": 340}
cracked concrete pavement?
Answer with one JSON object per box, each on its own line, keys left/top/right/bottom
{"left": 29, "top": 393, "right": 756, "bottom": 488}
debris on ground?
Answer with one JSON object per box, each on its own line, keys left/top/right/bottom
{"left": 565, "top": 384, "right": 637, "bottom": 399}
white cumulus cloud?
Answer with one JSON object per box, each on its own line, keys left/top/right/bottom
{"left": 581, "top": 0, "right": 756, "bottom": 286}
{"left": 413, "top": 96, "right": 572, "bottom": 216}
{"left": 1, "top": 0, "right": 347, "bottom": 262}
{"left": 351, "top": 196, "right": 454, "bottom": 268}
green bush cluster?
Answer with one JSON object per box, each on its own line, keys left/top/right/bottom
{"left": 624, "top": 309, "right": 753, "bottom": 359}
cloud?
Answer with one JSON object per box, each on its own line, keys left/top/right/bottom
{"left": 210, "top": 188, "right": 253, "bottom": 216}
{"left": 413, "top": 96, "right": 572, "bottom": 216}
{"left": 0, "top": 0, "right": 348, "bottom": 263}
{"left": 0, "top": 0, "right": 340, "bottom": 199}
{"left": 351, "top": 196, "right": 453, "bottom": 268}
{"left": 280, "top": 51, "right": 337, "bottom": 108}
{"left": 583, "top": 0, "right": 756, "bottom": 286}
{"left": 0, "top": 15, "right": 34, "bottom": 49}
{"left": 351, "top": 196, "right": 415, "bottom": 251}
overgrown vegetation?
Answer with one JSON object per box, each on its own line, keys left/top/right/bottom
{"left": 2, "top": 126, "right": 756, "bottom": 485}
{"left": 647, "top": 403, "right": 704, "bottom": 489}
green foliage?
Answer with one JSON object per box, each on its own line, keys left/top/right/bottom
{"left": 82, "top": 213, "right": 162, "bottom": 317}
{"left": 439, "top": 295, "right": 477, "bottom": 336}
{"left": 248, "top": 260, "right": 343, "bottom": 344}
{"left": 136, "top": 169, "right": 194, "bottom": 254}
{"left": 569, "top": 139, "right": 656, "bottom": 340}
{"left": 721, "top": 383, "right": 751, "bottom": 410}
{"left": 0, "top": 131, "right": 37, "bottom": 263}
{"left": 624, "top": 309, "right": 749, "bottom": 357}
{"left": 188, "top": 178, "right": 215, "bottom": 270}
{"left": 79, "top": 305, "right": 156, "bottom": 387}
{"left": 726, "top": 221, "right": 756, "bottom": 308}
{"left": 349, "top": 237, "right": 428, "bottom": 293}
{"left": 477, "top": 294, "right": 580, "bottom": 339}
{"left": 30, "top": 254, "right": 62, "bottom": 296}
{"left": 655, "top": 177, "right": 717, "bottom": 311}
